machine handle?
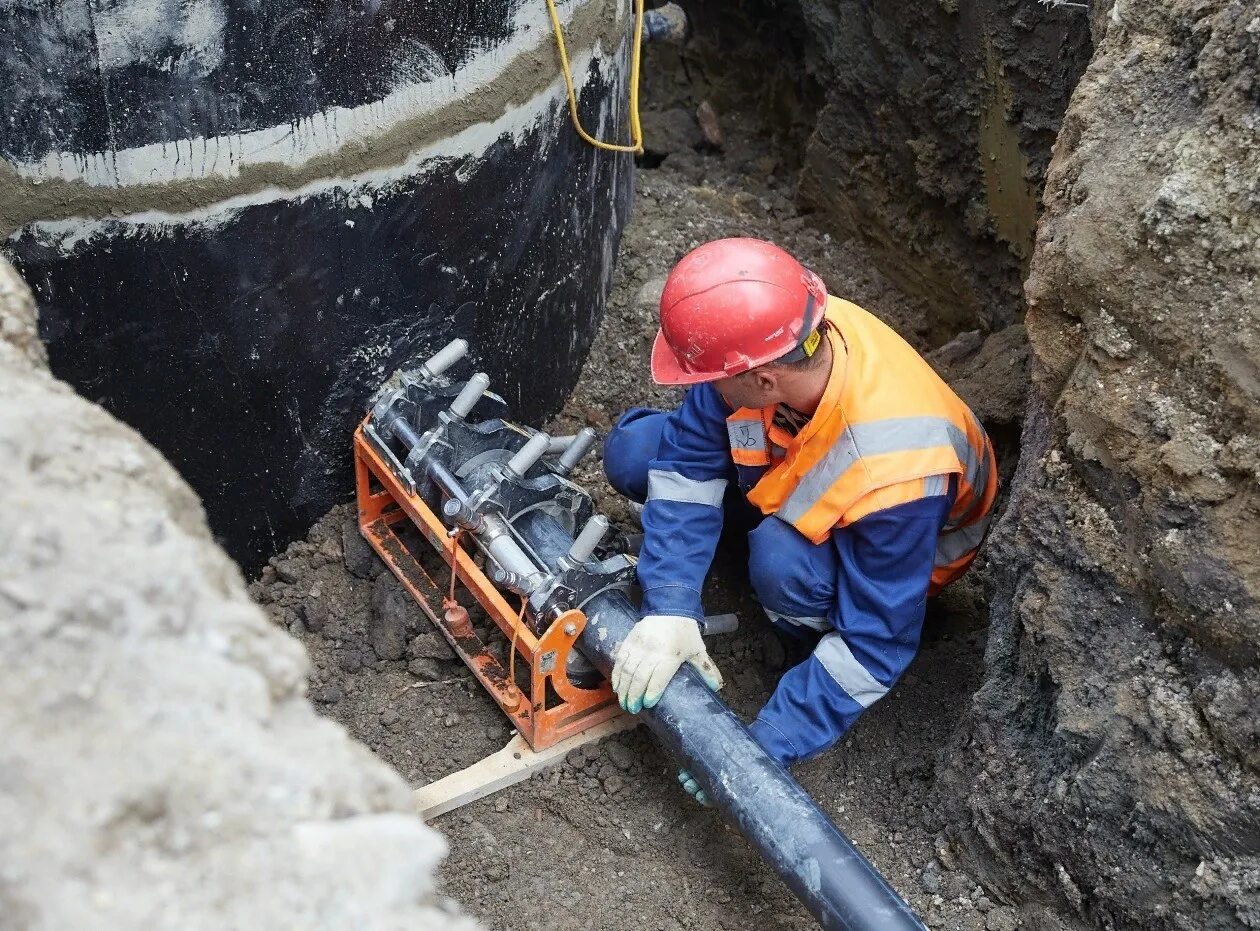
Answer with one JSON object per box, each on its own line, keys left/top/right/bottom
{"left": 506, "top": 432, "right": 551, "bottom": 478}
{"left": 449, "top": 372, "right": 490, "bottom": 419}
{"left": 546, "top": 434, "right": 578, "bottom": 454}
{"left": 420, "top": 338, "right": 468, "bottom": 378}
{"left": 567, "top": 515, "right": 610, "bottom": 563}
{"left": 556, "top": 427, "right": 598, "bottom": 474}
{"left": 698, "top": 613, "right": 739, "bottom": 636}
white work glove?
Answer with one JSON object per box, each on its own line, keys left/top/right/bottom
{"left": 611, "top": 614, "right": 723, "bottom": 714}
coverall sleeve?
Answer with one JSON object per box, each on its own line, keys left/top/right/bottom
{"left": 747, "top": 490, "right": 951, "bottom": 767}
{"left": 635, "top": 383, "right": 733, "bottom": 621}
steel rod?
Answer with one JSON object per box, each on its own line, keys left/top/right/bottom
{"left": 392, "top": 419, "right": 424, "bottom": 451}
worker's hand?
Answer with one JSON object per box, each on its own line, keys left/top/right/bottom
{"left": 677, "top": 769, "right": 711, "bottom": 807}
{"left": 611, "top": 614, "right": 723, "bottom": 713}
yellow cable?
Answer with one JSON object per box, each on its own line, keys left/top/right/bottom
{"left": 545, "top": 0, "right": 645, "bottom": 154}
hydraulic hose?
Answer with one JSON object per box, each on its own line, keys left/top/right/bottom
{"left": 511, "top": 510, "right": 928, "bottom": 931}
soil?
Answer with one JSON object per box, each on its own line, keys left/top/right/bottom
{"left": 250, "top": 59, "right": 1028, "bottom": 931}
{"left": 938, "top": 3, "right": 1260, "bottom": 929}
{"left": 790, "top": 0, "right": 1092, "bottom": 333}
{"left": 0, "top": 255, "right": 469, "bottom": 931}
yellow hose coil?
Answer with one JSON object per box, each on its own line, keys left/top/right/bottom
{"left": 544, "top": 0, "right": 645, "bottom": 154}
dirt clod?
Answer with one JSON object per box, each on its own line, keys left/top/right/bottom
{"left": 370, "top": 574, "right": 419, "bottom": 660}
{"left": 343, "top": 520, "right": 379, "bottom": 578}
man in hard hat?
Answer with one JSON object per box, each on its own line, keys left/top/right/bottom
{"left": 604, "top": 238, "right": 996, "bottom": 799}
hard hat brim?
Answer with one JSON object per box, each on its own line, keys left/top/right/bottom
{"left": 650, "top": 329, "right": 719, "bottom": 385}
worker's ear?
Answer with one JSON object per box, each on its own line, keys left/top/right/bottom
{"left": 751, "top": 368, "right": 779, "bottom": 396}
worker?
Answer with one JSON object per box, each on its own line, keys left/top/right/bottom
{"left": 604, "top": 238, "right": 997, "bottom": 802}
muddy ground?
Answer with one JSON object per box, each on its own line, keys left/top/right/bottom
{"left": 250, "top": 79, "right": 1026, "bottom": 931}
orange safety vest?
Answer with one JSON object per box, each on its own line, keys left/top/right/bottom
{"left": 726, "top": 298, "right": 998, "bottom": 593}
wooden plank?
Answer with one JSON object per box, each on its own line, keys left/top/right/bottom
{"left": 414, "top": 715, "right": 639, "bottom": 821}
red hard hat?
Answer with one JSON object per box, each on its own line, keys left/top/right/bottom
{"left": 651, "top": 238, "right": 828, "bottom": 385}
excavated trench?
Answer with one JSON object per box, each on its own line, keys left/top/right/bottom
{"left": 7, "top": 2, "right": 1256, "bottom": 930}
{"left": 247, "top": 7, "right": 1050, "bottom": 929}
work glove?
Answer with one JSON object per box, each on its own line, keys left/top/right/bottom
{"left": 611, "top": 614, "right": 723, "bottom": 713}
{"left": 677, "top": 768, "right": 711, "bottom": 807}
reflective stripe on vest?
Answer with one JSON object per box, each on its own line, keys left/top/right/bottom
{"left": 948, "top": 411, "right": 990, "bottom": 527}
{"left": 934, "top": 427, "right": 996, "bottom": 568}
{"left": 777, "top": 415, "right": 973, "bottom": 527}
{"left": 936, "top": 511, "right": 992, "bottom": 566}
{"left": 735, "top": 299, "right": 997, "bottom": 556}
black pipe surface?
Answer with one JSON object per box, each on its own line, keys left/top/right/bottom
{"left": 512, "top": 511, "right": 928, "bottom": 931}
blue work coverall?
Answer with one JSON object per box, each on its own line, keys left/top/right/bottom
{"left": 603, "top": 384, "right": 954, "bottom": 767}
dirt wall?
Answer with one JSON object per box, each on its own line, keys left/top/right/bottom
{"left": 0, "top": 255, "right": 477, "bottom": 930}
{"left": 940, "top": 2, "right": 1259, "bottom": 928}
{"left": 794, "top": 0, "right": 1092, "bottom": 334}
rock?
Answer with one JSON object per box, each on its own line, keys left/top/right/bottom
{"left": 695, "top": 100, "right": 723, "bottom": 148}
{"left": 312, "top": 686, "right": 343, "bottom": 705}
{"left": 379, "top": 709, "right": 401, "bottom": 727}
{"left": 919, "top": 869, "right": 941, "bottom": 895}
{"left": 299, "top": 599, "right": 332, "bottom": 633}
{"left": 632, "top": 276, "right": 668, "bottom": 315}
{"left": 985, "top": 908, "right": 1017, "bottom": 931}
{"left": 0, "top": 263, "right": 473, "bottom": 930}
{"left": 928, "top": 324, "right": 1029, "bottom": 429}
{"left": 408, "top": 631, "right": 456, "bottom": 661}
{"left": 369, "top": 574, "right": 415, "bottom": 661}
{"left": 407, "top": 658, "right": 443, "bottom": 681}
{"left": 927, "top": 329, "right": 984, "bottom": 368}
{"left": 602, "top": 774, "right": 625, "bottom": 796}
{"left": 341, "top": 520, "right": 378, "bottom": 579}
{"left": 566, "top": 748, "right": 589, "bottom": 769}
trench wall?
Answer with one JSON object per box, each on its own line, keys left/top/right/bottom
{"left": 0, "top": 254, "right": 477, "bottom": 930}
{"left": 792, "top": 0, "right": 1092, "bottom": 333}
{"left": 1, "top": 0, "right": 634, "bottom": 567}
{"left": 939, "top": 2, "right": 1260, "bottom": 929}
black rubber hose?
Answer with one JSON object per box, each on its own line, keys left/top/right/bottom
{"left": 512, "top": 511, "right": 928, "bottom": 931}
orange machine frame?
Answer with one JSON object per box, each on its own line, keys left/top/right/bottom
{"left": 354, "top": 420, "right": 621, "bottom": 750}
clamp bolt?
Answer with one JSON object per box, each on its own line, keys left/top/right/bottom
{"left": 563, "top": 623, "right": 577, "bottom": 637}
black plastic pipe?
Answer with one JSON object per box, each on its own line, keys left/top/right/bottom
{"left": 512, "top": 511, "right": 928, "bottom": 931}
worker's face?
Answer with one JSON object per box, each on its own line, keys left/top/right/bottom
{"left": 713, "top": 368, "right": 781, "bottom": 412}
